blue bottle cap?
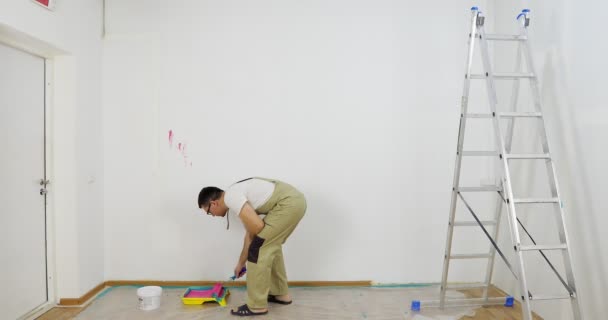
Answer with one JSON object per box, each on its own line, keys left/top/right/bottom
{"left": 471, "top": 6, "right": 479, "bottom": 11}
{"left": 411, "top": 300, "right": 421, "bottom": 311}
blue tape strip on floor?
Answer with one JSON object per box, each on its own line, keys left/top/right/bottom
{"left": 95, "top": 282, "right": 434, "bottom": 300}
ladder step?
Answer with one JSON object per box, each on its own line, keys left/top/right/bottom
{"left": 454, "top": 220, "right": 497, "bottom": 227}
{"left": 446, "top": 283, "right": 489, "bottom": 290}
{"left": 513, "top": 197, "right": 559, "bottom": 204}
{"left": 530, "top": 294, "right": 574, "bottom": 301}
{"left": 461, "top": 151, "right": 499, "bottom": 156}
{"left": 499, "top": 112, "right": 542, "bottom": 118}
{"left": 520, "top": 244, "right": 568, "bottom": 251}
{"left": 483, "top": 34, "right": 528, "bottom": 41}
{"left": 464, "top": 113, "right": 493, "bottom": 118}
{"left": 504, "top": 153, "right": 551, "bottom": 160}
{"left": 494, "top": 72, "right": 536, "bottom": 79}
{"left": 450, "top": 253, "right": 492, "bottom": 259}
{"left": 470, "top": 72, "right": 535, "bottom": 80}
{"left": 456, "top": 186, "right": 502, "bottom": 192}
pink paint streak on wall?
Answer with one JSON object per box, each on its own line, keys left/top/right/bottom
{"left": 181, "top": 143, "right": 189, "bottom": 167}
{"left": 168, "top": 130, "right": 193, "bottom": 167}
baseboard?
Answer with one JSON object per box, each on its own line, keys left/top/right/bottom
{"left": 59, "top": 282, "right": 107, "bottom": 306}
{"left": 58, "top": 280, "right": 373, "bottom": 306}
{"left": 105, "top": 280, "right": 372, "bottom": 287}
{"left": 287, "top": 281, "right": 372, "bottom": 287}
{"left": 104, "top": 280, "right": 240, "bottom": 287}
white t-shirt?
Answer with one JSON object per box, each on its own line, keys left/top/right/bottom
{"left": 224, "top": 178, "right": 275, "bottom": 216}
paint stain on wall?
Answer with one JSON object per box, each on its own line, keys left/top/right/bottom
{"left": 181, "top": 143, "right": 189, "bottom": 166}
{"left": 168, "top": 130, "right": 192, "bottom": 167}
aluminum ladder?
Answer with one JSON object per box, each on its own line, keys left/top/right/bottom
{"left": 414, "top": 7, "right": 583, "bottom": 320}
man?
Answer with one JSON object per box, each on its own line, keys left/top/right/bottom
{"left": 198, "top": 177, "right": 307, "bottom": 317}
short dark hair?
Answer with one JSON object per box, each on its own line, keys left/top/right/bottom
{"left": 198, "top": 186, "right": 224, "bottom": 208}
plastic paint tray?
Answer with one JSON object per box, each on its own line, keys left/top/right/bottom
{"left": 181, "top": 283, "right": 230, "bottom": 306}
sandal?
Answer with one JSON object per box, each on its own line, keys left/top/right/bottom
{"left": 267, "top": 295, "right": 293, "bottom": 305}
{"left": 230, "top": 304, "right": 268, "bottom": 317}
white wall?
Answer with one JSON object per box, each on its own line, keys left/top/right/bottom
{"left": 0, "top": 1, "right": 104, "bottom": 300}
{"left": 491, "top": 1, "right": 608, "bottom": 319}
{"left": 103, "top": 0, "right": 495, "bottom": 283}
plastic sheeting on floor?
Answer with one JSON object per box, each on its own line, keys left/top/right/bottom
{"left": 75, "top": 285, "right": 477, "bottom": 320}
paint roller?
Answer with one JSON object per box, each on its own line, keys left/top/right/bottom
{"left": 229, "top": 266, "right": 247, "bottom": 280}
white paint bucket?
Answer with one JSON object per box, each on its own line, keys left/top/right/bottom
{"left": 137, "top": 286, "right": 162, "bottom": 311}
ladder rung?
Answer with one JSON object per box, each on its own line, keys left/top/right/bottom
{"left": 464, "top": 113, "right": 493, "bottom": 118}
{"left": 513, "top": 198, "right": 559, "bottom": 204}
{"left": 504, "top": 153, "right": 551, "bottom": 160}
{"left": 446, "top": 283, "right": 489, "bottom": 290}
{"left": 499, "top": 112, "right": 542, "bottom": 118}
{"left": 494, "top": 72, "right": 535, "bottom": 79}
{"left": 520, "top": 244, "right": 567, "bottom": 251}
{"left": 456, "top": 186, "right": 502, "bottom": 192}
{"left": 470, "top": 73, "right": 535, "bottom": 80}
{"left": 461, "top": 151, "right": 499, "bottom": 157}
{"left": 454, "top": 220, "right": 497, "bottom": 227}
{"left": 530, "top": 294, "right": 574, "bottom": 301}
{"left": 450, "top": 253, "right": 492, "bottom": 259}
{"left": 483, "top": 34, "right": 528, "bottom": 41}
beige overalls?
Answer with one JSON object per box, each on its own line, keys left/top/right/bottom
{"left": 245, "top": 178, "right": 306, "bottom": 308}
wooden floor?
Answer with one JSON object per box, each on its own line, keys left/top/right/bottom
{"left": 458, "top": 287, "right": 543, "bottom": 320}
{"left": 37, "top": 286, "right": 542, "bottom": 320}
{"left": 36, "top": 307, "right": 83, "bottom": 320}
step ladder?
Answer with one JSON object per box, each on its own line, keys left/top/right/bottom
{"left": 414, "top": 7, "right": 583, "bottom": 320}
